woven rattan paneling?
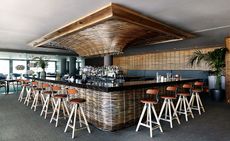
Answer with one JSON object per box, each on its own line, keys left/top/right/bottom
{"left": 29, "top": 3, "right": 193, "bottom": 57}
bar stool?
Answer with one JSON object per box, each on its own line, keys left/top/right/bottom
{"left": 18, "top": 79, "right": 30, "bottom": 102}
{"left": 24, "top": 81, "right": 38, "bottom": 106}
{"left": 136, "top": 89, "right": 163, "bottom": 138}
{"left": 159, "top": 86, "right": 180, "bottom": 128}
{"left": 40, "top": 83, "right": 54, "bottom": 119}
{"left": 175, "top": 84, "right": 194, "bottom": 121}
{"left": 50, "top": 85, "right": 69, "bottom": 127}
{"left": 189, "top": 81, "right": 205, "bottom": 115}
{"left": 64, "top": 88, "right": 91, "bottom": 139}
{"left": 31, "top": 81, "right": 44, "bottom": 111}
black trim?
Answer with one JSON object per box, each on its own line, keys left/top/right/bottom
{"left": 0, "top": 48, "right": 78, "bottom": 56}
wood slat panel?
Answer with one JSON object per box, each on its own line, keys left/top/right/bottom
{"left": 225, "top": 37, "right": 230, "bottom": 103}
{"left": 113, "top": 47, "right": 221, "bottom": 73}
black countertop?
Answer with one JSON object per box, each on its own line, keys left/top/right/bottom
{"left": 28, "top": 77, "right": 201, "bottom": 92}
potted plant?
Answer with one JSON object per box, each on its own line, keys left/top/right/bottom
{"left": 189, "top": 47, "right": 228, "bottom": 102}
{"left": 32, "top": 57, "right": 48, "bottom": 79}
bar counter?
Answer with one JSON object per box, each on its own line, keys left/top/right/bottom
{"left": 29, "top": 77, "right": 200, "bottom": 131}
{"left": 30, "top": 77, "right": 200, "bottom": 92}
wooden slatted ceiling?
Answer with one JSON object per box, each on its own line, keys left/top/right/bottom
{"left": 29, "top": 3, "right": 194, "bottom": 57}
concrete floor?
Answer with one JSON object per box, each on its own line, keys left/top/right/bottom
{"left": 0, "top": 94, "right": 230, "bottom": 141}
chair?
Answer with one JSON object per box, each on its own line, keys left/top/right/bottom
{"left": 24, "top": 81, "right": 37, "bottom": 106}
{"left": 64, "top": 88, "right": 91, "bottom": 139}
{"left": 18, "top": 79, "right": 30, "bottom": 102}
{"left": 176, "top": 84, "right": 194, "bottom": 121}
{"left": 31, "top": 81, "right": 44, "bottom": 111}
{"left": 40, "top": 83, "right": 55, "bottom": 119}
{"left": 50, "top": 85, "right": 69, "bottom": 127}
{"left": 136, "top": 89, "right": 163, "bottom": 138}
{"left": 0, "top": 80, "right": 6, "bottom": 94}
{"left": 159, "top": 86, "right": 180, "bottom": 128}
{"left": 189, "top": 81, "right": 205, "bottom": 115}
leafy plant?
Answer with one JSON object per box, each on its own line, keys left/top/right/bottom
{"left": 32, "top": 57, "right": 48, "bottom": 70}
{"left": 189, "top": 47, "right": 227, "bottom": 89}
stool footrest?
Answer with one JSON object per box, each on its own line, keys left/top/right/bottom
{"left": 159, "top": 118, "right": 171, "bottom": 122}
{"left": 191, "top": 106, "right": 204, "bottom": 110}
{"left": 140, "top": 123, "right": 160, "bottom": 129}
{"left": 67, "top": 124, "right": 87, "bottom": 131}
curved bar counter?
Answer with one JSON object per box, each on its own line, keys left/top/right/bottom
{"left": 28, "top": 77, "right": 200, "bottom": 131}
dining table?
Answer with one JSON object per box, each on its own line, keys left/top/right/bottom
{"left": 1, "top": 79, "right": 17, "bottom": 94}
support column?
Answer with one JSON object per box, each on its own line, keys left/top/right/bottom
{"left": 69, "top": 57, "right": 76, "bottom": 77}
{"left": 225, "top": 37, "right": 230, "bottom": 103}
{"left": 26, "top": 60, "right": 30, "bottom": 71}
{"left": 9, "top": 60, "right": 13, "bottom": 75}
{"left": 80, "top": 57, "right": 85, "bottom": 67}
{"left": 57, "top": 58, "right": 67, "bottom": 76}
{"left": 104, "top": 55, "right": 112, "bottom": 66}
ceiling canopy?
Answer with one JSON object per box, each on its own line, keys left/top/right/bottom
{"left": 29, "top": 3, "right": 194, "bottom": 57}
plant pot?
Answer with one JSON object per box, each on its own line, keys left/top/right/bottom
{"left": 210, "top": 89, "right": 225, "bottom": 102}
{"left": 40, "top": 70, "right": 46, "bottom": 79}
{"left": 208, "top": 75, "right": 217, "bottom": 89}
{"left": 208, "top": 75, "right": 225, "bottom": 90}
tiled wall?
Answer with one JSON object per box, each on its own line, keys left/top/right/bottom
{"left": 113, "top": 47, "right": 219, "bottom": 73}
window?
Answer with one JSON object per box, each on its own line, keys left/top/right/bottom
{"left": 0, "top": 60, "right": 9, "bottom": 76}
{"left": 46, "top": 62, "right": 56, "bottom": 74}
{"left": 13, "top": 60, "right": 27, "bottom": 74}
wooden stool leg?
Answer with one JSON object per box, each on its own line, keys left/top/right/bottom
{"left": 51, "top": 98, "right": 55, "bottom": 110}
{"left": 27, "top": 88, "right": 32, "bottom": 105}
{"left": 34, "top": 91, "right": 39, "bottom": 111}
{"left": 24, "top": 88, "right": 31, "bottom": 105}
{"left": 64, "top": 104, "right": 75, "bottom": 133}
{"left": 185, "top": 97, "right": 194, "bottom": 118}
{"left": 50, "top": 99, "right": 58, "bottom": 123}
{"left": 183, "top": 96, "right": 188, "bottom": 121}
{"left": 61, "top": 102, "right": 67, "bottom": 119}
{"left": 40, "top": 95, "right": 49, "bottom": 118}
{"left": 195, "top": 93, "right": 201, "bottom": 115}
{"left": 148, "top": 104, "right": 152, "bottom": 138}
{"left": 55, "top": 99, "right": 61, "bottom": 127}
{"left": 136, "top": 104, "right": 147, "bottom": 131}
{"left": 189, "top": 93, "right": 195, "bottom": 107}
{"left": 40, "top": 93, "right": 45, "bottom": 106}
{"left": 44, "top": 96, "right": 50, "bottom": 119}
{"left": 78, "top": 108, "right": 82, "bottom": 127}
{"left": 197, "top": 94, "right": 205, "bottom": 112}
{"left": 40, "top": 96, "right": 47, "bottom": 116}
{"left": 27, "top": 88, "right": 34, "bottom": 106}
{"left": 171, "top": 100, "right": 180, "bottom": 125}
{"left": 164, "top": 101, "right": 168, "bottom": 119}
{"left": 31, "top": 91, "right": 38, "bottom": 110}
{"left": 168, "top": 99, "right": 173, "bottom": 128}
{"left": 146, "top": 106, "right": 149, "bottom": 126}
{"left": 158, "top": 99, "right": 166, "bottom": 120}
{"left": 63, "top": 100, "right": 70, "bottom": 117}
{"left": 179, "top": 97, "right": 183, "bottom": 115}
{"left": 18, "top": 86, "right": 25, "bottom": 102}
{"left": 72, "top": 105, "right": 77, "bottom": 139}
{"left": 80, "top": 106, "right": 91, "bottom": 133}
{"left": 151, "top": 104, "right": 163, "bottom": 132}
{"left": 175, "top": 96, "right": 182, "bottom": 113}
